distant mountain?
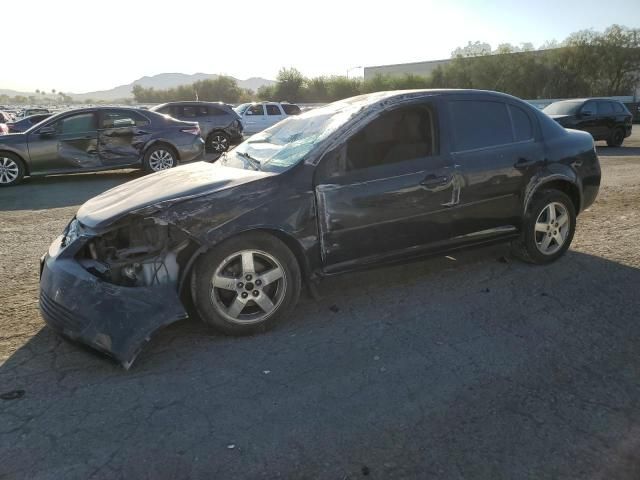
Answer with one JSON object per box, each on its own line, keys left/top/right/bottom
{"left": 72, "top": 73, "right": 275, "bottom": 101}
{"left": 0, "top": 73, "right": 276, "bottom": 102}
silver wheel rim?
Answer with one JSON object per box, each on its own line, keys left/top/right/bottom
{"left": 210, "top": 249, "right": 287, "bottom": 325}
{"left": 534, "top": 201, "right": 570, "bottom": 255}
{"left": 210, "top": 135, "right": 229, "bottom": 153}
{"left": 148, "top": 149, "right": 174, "bottom": 171}
{"left": 0, "top": 157, "right": 19, "bottom": 184}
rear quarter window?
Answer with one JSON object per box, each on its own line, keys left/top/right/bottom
{"left": 449, "top": 100, "right": 512, "bottom": 151}
{"left": 509, "top": 105, "right": 534, "bottom": 142}
{"left": 282, "top": 104, "right": 301, "bottom": 115}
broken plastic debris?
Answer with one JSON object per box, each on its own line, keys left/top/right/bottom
{"left": 227, "top": 444, "right": 235, "bottom": 449}
{"left": 263, "top": 370, "right": 271, "bottom": 375}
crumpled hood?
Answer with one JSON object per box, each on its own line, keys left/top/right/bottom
{"left": 77, "top": 161, "right": 271, "bottom": 228}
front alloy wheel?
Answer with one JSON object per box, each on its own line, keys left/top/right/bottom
{"left": 208, "top": 133, "right": 230, "bottom": 153}
{"left": 192, "top": 232, "right": 301, "bottom": 335}
{"left": 211, "top": 250, "right": 286, "bottom": 324}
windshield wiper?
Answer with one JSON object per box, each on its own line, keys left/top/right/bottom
{"left": 236, "top": 151, "right": 261, "bottom": 171}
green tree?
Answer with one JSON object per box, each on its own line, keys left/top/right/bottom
{"left": 274, "top": 68, "right": 305, "bottom": 102}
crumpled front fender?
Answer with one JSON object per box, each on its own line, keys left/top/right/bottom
{"left": 39, "top": 236, "right": 187, "bottom": 369}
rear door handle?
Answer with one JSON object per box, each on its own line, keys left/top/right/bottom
{"left": 420, "top": 174, "right": 449, "bottom": 189}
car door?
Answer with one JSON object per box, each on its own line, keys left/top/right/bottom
{"left": 596, "top": 101, "right": 615, "bottom": 140}
{"left": 265, "top": 103, "right": 284, "bottom": 129}
{"left": 445, "top": 96, "right": 544, "bottom": 238}
{"left": 314, "top": 99, "right": 459, "bottom": 269}
{"left": 98, "top": 109, "right": 152, "bottom": 166}
{"left": 577, "top": 101, "right": 600, "bottom": 138}
{"left": 26, "top": 111, "right": 100, "bottom": 171}
{"left": 242, "top": 104, "right": 267, "bottom": 134}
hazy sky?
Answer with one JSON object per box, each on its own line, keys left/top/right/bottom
{"left": 3, "top": 0, "right": 639, "bottom": 93}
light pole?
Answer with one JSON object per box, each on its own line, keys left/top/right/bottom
{"left": 346, "top": 66, "right": 362, "bottom": 78}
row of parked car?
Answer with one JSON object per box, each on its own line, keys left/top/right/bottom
{"left": 0, "top": 101, "right": 302, "bottom": 186}
{"left": 0, "top": 95, "right": 633, "bottom": 187}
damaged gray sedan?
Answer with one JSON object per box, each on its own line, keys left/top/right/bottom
{"left": 39, "top": 90, "right": 600, "bottom": 368}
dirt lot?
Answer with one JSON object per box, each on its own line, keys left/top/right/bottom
{"left": 1, "top": 134, "right": 640, "bottom": 479}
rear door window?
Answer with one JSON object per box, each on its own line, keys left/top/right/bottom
{"left": 509, "top": 105, "right": 534, "bottom": 142}
{"left": 266, "top": 104, "right": 282, "bottom": 116}
{"left": 178, "top": 106, "right": 198, "bottom": 118}
{"left": 101, "top": 110, "right": 150, "bottom": 129}
{"left": 209, "top": 106, "right": 227, "bottom": 116}
{"left": 449, "top": 100, "right": 513, "bottom": 151}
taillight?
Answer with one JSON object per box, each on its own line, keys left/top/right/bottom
{"left": 181, "top": 126, "right": 200, "bottom": 136}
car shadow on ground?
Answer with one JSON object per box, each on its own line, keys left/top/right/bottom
{"left": 596, "top": 145, "right": 640, "bottom": 157}
{"left": 0, "top": 170, "right": 145, "bottom": 211}
{"left": 2, "top": 246, "right": 640, "bottom": 478}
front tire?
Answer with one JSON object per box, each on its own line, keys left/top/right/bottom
{"left": 207, "top": 132, "right": 230, "bottom": 153}
{"left": 607, "top": 127, "right": 625, "bottom": 147}
{"left": 143, "top": 144, "right": 178, "bottom": 173}
{"left": 192, "top": 232, "right": 301, "bottom": 335}
{"left": 0, "top": 153, "right": 25, "bottom": 187}
{"left": 512, "top": 189, "right": 576, "bottom": 264}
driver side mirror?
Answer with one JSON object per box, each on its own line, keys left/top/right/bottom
{"left": 39, "top": 125, "right": 56, "bottom": 136}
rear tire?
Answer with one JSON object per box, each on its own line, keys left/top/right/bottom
{"left": 607, "top": 127, "right": 625, "bottom": 147}
{"left": 0, "top": 152, "right": 25, "bottom": 187}
{"left": 511, "top": 189, "right": 576, "bottom": 264}
{"left": 192, "top": 232, "right": 301, "bottom": 336}
{"left": 143, "top": 144, "right": 178, "bottom": 173}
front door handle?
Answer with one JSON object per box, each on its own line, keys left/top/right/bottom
{"left": 88, "top": 149, "right": 98, "bottom": 155}
{"left": 420, "top": 174, "right": 449, "bottom": 189}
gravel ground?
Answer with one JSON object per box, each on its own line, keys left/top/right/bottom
{"left": 1, "top": 134, "right": 639, "bottom": 479}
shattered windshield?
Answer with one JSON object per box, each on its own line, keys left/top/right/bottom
{"left": 224, "top": 98, "right": 370, "bottom": 173}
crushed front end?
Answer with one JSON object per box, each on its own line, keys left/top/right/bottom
{"left": 39, "top": 217, "right": 195, "bottom": 368}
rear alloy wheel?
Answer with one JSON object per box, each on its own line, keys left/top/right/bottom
{"left": 207, "top": 132, "right": 230, "bottom": 153}
{"left": 192, "top": 232, "right": 301, "bottom": 335}
{"left": 607, "top": 127, "right": 624, "bottom": 147}
{"left": 511, "top": 189, "right": 576, "bottom": 264}
{"left": 534, "top": 202, "right": 571, "bottom": 256}
{"left": 144, "top": 145, "right": 176, "bottom": 173}
{"left": 0, "top": 154, "right": 25, "bottom": 187}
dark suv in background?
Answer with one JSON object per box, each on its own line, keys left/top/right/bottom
{"left": 150, "top": 101, "right": 243, "bottom": 153}
{"left": 543, "top": 98, "right": 632, "bottom": 146}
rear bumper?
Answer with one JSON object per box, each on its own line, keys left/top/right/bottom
{"left": 39, "top": 235, "right": 187, "bottom": 368}
{"left": 178, "top": 137, "right": 205, "bottom": 163}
